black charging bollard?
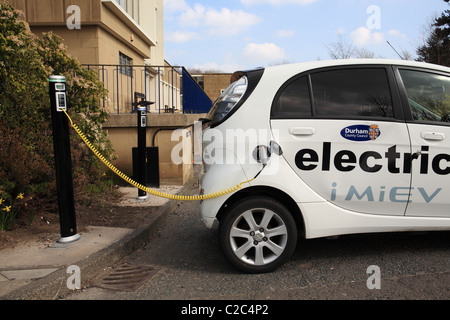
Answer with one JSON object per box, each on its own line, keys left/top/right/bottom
{"left": 49, "top": 75, "right": 80, "bottom": 244}
{"left": 137, "top": 105, "right": 148, "bottom": 200}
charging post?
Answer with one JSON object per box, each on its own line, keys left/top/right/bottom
{"left": 49, "top": 75, "right": 80, "bottom": 244}
{"left": 137, "top": 105, "right": 148, "bottom": 200}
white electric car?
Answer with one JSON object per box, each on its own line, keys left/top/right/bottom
{"left": 200, "top": 59, "right": 450, "bottom": 273}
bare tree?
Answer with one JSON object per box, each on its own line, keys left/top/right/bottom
{"left": 326, "top": 34, "right": 355, "bottom": 59}
{"left": 354, "top": 48, "right": 375, "bottom": 58}
{"left": 326, "top": 34, "right": 379, "bottom": 59}
{"left": 400, "top": 49, "right": 414, "bottom": 61}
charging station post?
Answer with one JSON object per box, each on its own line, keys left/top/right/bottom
{"left": 137, "top": 105, "right": 148, "bottom": 200}
{"left": 49, "top": 75, "right": 80, "bottom": 244}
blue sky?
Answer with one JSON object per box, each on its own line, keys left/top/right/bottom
{"left": 163, "top": 0, "right": 449, "bottom": 72}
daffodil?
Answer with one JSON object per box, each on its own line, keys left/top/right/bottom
{"left": 16, "top": 193, "right": 24, "bottom": 199}
{"left": 3, "top": 206, "right": 11, "bottom": 212}
{"left": 0, "top": 198, "right": 4, "bottom": 205}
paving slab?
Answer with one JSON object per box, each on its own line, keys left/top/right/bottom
{"left": 0, "top": 178, "right": 195, "bottom": 300}
{"left": 0, "top": 226, "right": 132, "bottom": 298}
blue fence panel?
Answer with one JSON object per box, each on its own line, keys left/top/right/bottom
{"left": 182, "top": 67, "right": 212, "bottom": 114}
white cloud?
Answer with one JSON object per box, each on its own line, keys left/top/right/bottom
{"left": 164, "top": 0, "right": 190, "bottom": 13}
{"left": 277, "top": 30, "right": 295, "bottom": 38}
{"left": 191, "top": 62, "right": 221, "bottom": 71}
{"left": 179, "top": 3, "right": 205, "bottom": 26}
{"left": 335, "top": 28, "right": 346, "bottom": 35}
{"left": 350, "top": 27, "right": 384, "bottom": 46}
{"left": 179, "top": 5, "right": 261, "bottom": 36}
{"left": 242, "top": 43, "right": 286, "bottom": 65}
{"left": 242, "top": 0, "right": 318, "bottom": 5}
{"left": 166, "top": 31, "right": 200, "bottom": 43}
{"left": 191, "top": 61, "right": 243, "bottom": 73}
{"left": 387, "top": 29, "right": 407, "bottom": 40}
{"left": 206, "top": 8, "right": 261, "bottom": 36}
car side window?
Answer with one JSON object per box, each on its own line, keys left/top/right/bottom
{"left": 271, "top": 76, "right": 312, "bottom": 119}
{"left": 311, "top": 68, "right": 394, "bottom": 118}
{"left": 399, "top": 69, "right": 450, "bottom": 123}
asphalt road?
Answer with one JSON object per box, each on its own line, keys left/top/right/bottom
{"left": 66, "top": 189, "right": 449, "bottom": 303}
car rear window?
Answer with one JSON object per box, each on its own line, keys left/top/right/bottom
{"left": 271, "top": 76, "right": 311, "bottom": 119}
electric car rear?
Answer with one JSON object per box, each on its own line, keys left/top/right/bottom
{"left": 200, "top": 59, "right": 450, "bottom": 273}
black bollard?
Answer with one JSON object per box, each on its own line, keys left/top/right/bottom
{"left": 49, "top": 75, "right": 80, "bottom": 243}
{"left": 137, "top": 105, "right": 148, "bottom": 200}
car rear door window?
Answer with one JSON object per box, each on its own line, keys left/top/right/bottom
{"left": 311, "top": 68, "right": 394, "bottom": 118}
{"left": 271, "top": 76, "right": 312, "bottom": 119}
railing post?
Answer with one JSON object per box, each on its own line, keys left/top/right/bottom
{"left": 116, "top": 66, "right": 120, "bottom": 114}
{"left": 101, "top": 65, "right": 106, "bottom": 109}
{"left": 144, "top": 66, "right": 147, "bottom": 111}
{"left": 158, "top": 67, "right": 161, "bottom": 114}
{"left": 172, "top": 67, "right": 174, "bottom": 114}
{"left": 130, "top": 67, "right": 134, "bottom": 113}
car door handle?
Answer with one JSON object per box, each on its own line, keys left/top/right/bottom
{"left": 420, "top": 132, "right": 445, "bottom": 141}
{"left": 289, "top": 127, "right": 316, "bottom": 136}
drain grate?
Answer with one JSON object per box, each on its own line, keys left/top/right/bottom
{"left": 93, "top": 262, "right": 159, "bottom": 292}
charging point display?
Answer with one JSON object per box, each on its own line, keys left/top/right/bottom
{"left": 54, "top": 82, "right": 67, "bottom": 112}
{"left": 56, "top": 92, "right": 67, "bottom": 112}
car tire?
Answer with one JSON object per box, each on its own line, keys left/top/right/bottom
{"left": 219, "top": 197, "right": 298, "bottom": 273}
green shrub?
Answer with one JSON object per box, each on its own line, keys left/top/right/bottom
{"left": 0, "top": 3, "right": 114, "bottom": 221}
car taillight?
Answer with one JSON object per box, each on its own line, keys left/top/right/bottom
{"left": 209, "top": 76, "right": 248, "bottom": 126}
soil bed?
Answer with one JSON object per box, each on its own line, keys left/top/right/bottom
{"left": 0, "top": 185, "right": 181, "bottom": 251}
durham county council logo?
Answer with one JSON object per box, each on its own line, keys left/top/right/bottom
{"left": 340, "top": 124, "right": 381, "bottom": 142}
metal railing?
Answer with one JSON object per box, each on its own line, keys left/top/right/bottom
{"left": 83, "top": 64, "right": 182, "bottom": 115}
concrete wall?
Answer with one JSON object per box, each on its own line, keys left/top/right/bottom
{"left": 192, "top": 73, "right": 233, "bottom": 103}
{"left": 204, "top": 74, "right": 233, "bottom": 102}
{"left": 104, "top": 113, "right": 206, "bottom": 185}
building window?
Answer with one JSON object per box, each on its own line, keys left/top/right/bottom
{"left": 115, "top": 0, "right": 127, "bottom": 10}
{"left": 119, "top": 52, "right": 133, "bottom": 77}
{"left": 115, "top": 0, "right": 139, "bottom": 23}
{"left": 193, "top": 76, "right": 204, "bottom": 90}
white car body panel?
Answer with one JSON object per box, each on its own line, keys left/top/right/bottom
{"left": 200, "top": 59, "right": 450, "bottom": 238}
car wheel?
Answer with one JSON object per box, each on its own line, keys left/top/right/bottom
{"left": 219, "top": 197, "right": 297, "bottom": 273}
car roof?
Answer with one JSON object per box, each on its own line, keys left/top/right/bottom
{"left": 259, "top": 59, "right": 450, "bottom": 75}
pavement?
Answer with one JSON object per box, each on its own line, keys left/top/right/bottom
{"left": 0, "top": 180, "right": 192, "bottom": 300}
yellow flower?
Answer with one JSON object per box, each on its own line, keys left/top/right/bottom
{"left": 0, "top": 198, "right": 3, "bottom": 205}
{"left": 16, "top": 193, "right": 24, "bottom": 199}
{"left": 3, "top": 206, "right": 11, "bottom": 212}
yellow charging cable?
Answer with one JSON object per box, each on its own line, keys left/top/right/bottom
{"left": 63, "top": 110, "right": 254, "bottom": 201}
